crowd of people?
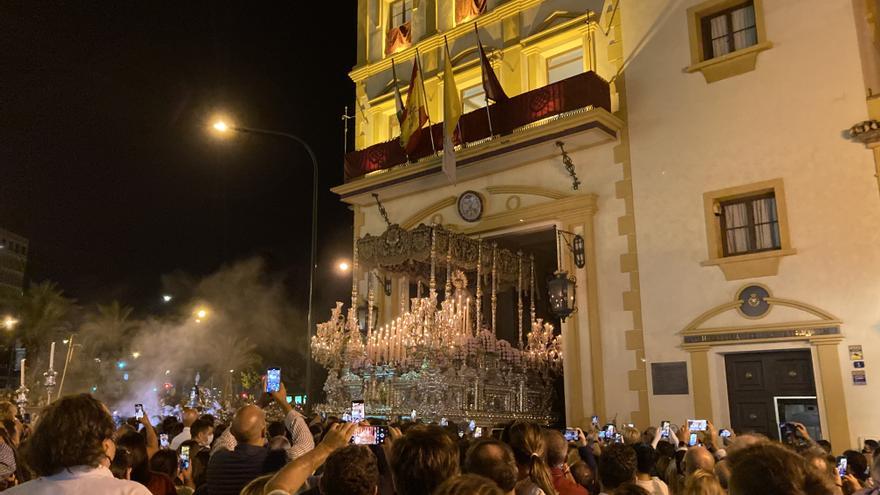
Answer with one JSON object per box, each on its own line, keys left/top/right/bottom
{"left": 0, "top": 385, "right": 875, "bottom": 495}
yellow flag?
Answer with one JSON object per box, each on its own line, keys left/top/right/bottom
{"left": 442, "top": 40, "right": 461, "bottom": 183}
{"left": 400, "top": 59, "right": 427, "bottom": 153}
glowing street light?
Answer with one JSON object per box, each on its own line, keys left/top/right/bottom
{"left": 2, "top": 316, "right": 19, "bottom": 331}
{"left": 212, "top": 120, "right": 229, "bottom": 133}
{"left": 338, "top": 261, "right": 350, "bottom": 273}
{"left": 162, "top": 294, "right": 173, "bottom": 303}
{"left": 193, "top": 306, "right": 210, "bottom": 323}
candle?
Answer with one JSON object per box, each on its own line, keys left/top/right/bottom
{"left": 19, "top": 359, "right": 25, "bottom": 387}
{"left": 49, "top": 341, "right": 55, "bottom": 370}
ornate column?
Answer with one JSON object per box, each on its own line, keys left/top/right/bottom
{"left": 688, "top": 345, "right": 714, "bottom": 421}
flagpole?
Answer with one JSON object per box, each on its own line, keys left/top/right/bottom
{"left": 474, "top": 23, "right": 495, "bottom": 137}
{"left": 415, "top": 47, "right": 437, "bottom": 154}
{"left": 391, "top": 58, "right": 404, "bottom": 126}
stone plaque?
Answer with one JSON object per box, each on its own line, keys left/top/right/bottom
{"left": 652, "top": 362, "right": 689, "bottom": 395}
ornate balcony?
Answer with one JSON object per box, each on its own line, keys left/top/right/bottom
{"left": 342, "top": 71, "right": 617, "bottom": 189}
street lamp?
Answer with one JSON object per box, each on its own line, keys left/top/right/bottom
{"left": 337, "top": 261, "right": 350, "bottom": 273}
{"left": 210, "top": 117, "right": 320, "bottom": 406}
{"left": 2, "top": 316, "right": 18, "bottom": 331}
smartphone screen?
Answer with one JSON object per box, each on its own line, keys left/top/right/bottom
{"left": 687, "top": 419, "right": 707, "bottom": 432}
{"left": 474, "top": 427, "right": 483, "bottom": 438}
{"left": 351, "top": 401, "right": 365, "bottom": 423}
{"left": 468, "top": 420, "right": 476, "bottom": 432}
{"left": 159, "top": 433, "right": 169, "bottom": 449}
{"left": 837, "top": 457, "right": 847, "bottom": 477}
{"left": 591, "top": 415, "right": 600, "bottom": 426}
{"left": 440, "top": 417, "right": 448, "bottom": 427}
{"left": 688, "top": 433, "right": 699, "bottom": 446}
{"left": 661, "top": 420, "right": 670, "bottom": 438}
{"left": 614, "top": 433, "right": 624, "bottom": 444}
{"left": 599, "top": 431, "right": 607, "bottom": 440}
{"left": 605, "top": 424, "right": 616, "bottom": 436}
{"left": 352, "top": 426, "right": 387, "bottom": 445}
{"left": 266, "top": 368, "right": 281, "bottom": 393}
{"left": 410, "top": 409, "right": 417, "bottom": 420}
{"left": 180, "top": 445, "right": 191, "bottom": 469}
{"left": 134, "top": 404, "right": 144, "bottom": 420}
{"left": 564, "top": 427, "right": 579, "bottom": 442}
{"left": 719, "top": 429, "right": 731, "bottom": 438}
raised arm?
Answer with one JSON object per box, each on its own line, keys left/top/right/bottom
{"left": 140, "top": 410, "right": 159, "bottom": 459}
{"left": 268, "top": 381, "right": 315, "bottom": 460}
{"left": 263, "top": 422, "right": 356, "bottom": 495}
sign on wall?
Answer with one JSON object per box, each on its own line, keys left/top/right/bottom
{"left": 651, "top": 362, "right": 689, "bottom": 395}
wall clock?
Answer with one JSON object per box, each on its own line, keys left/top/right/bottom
{"left": 457, "top": 191, "right": 483, "bottom": 222}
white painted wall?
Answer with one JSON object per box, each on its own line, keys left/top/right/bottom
{"left": 622, "top": 0, "right": 880, "bottom": 447}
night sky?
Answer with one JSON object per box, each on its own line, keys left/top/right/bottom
{"left": 1, "top": 3, "right": 358, "bottom": 313}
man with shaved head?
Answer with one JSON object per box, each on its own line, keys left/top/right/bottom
{"left": 464, "top": 439, "right": 518, "bottom": 494}
{"left": 201, "top": 404, "right": 287, "bottom": 495}
{"left": 170, "top": 407, "right": 199, "bottom": 450}
{"left": 684, "top": 446, "right": 716, "bottom": 476}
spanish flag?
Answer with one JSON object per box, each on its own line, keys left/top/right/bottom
{"left": 400, "top": 57, "right": 428, "bottom": 155}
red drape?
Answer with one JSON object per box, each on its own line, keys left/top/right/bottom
{"left": 385, "top": 22, "right": 412, "bottom": 56}
{"left": 456, "top": 0, "right": 487, "bottom": 23}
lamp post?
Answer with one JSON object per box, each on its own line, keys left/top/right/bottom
{"left": 211, "top": 119, "right": 319, "bottom": 407}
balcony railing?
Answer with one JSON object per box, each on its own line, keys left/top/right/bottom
{"left": 344, "top": 71, "right": 611, "bottom": 182}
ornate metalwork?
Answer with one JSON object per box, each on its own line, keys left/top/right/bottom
{"left": 555, "top": 141, "right": 582, "bottom": 191}
{"left": 312, "top": 224, "right": 564, "bottom": 425}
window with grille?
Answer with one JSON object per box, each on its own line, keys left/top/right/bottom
{"left": 701, "top": 1, "right": 757, "bottom": 60}
{"left": 719, "top": 192, "right": 781, "bottom": 257}
{"left": 547, "top": 48, "right": 584, "bottom": 84}
{"left": 461, "top": 85, "right": 485, "bottom": 113}
{"left": 389, "top": 0, "right": 413, "bottom": 29}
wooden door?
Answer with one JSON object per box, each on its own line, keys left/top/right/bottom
{"left": 725, "top": 350, "right": 816, "bottom": 440}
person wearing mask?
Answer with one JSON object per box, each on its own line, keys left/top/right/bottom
{"left": 7, "top": 394, "right": 151, "bottom": 494}
{"left": 597, "top": 444, "right": 637, "bottom": 495}
{"left": 318, "top": 445, "right": 379, "bottom": 495}
{"left": 188, "top": 420, "right": 213, "bottom": 450}
{"left": 170, "top": 409, "right": 198, "bottom": 451}
{"left": 632, "top": 444, "right": 669, "bottom": 495}
{"left": 544, "top": 430, "right": 587, "bottom": 495}
{"left": 465, "top": 439, "right": 519, "bottom": 495}
{"left": 508, "top": 422, "right": 557, "bottom": 495}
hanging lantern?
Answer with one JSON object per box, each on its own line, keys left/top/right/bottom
{"left": 547, "top": 271, "right": 577, "bottom": 322}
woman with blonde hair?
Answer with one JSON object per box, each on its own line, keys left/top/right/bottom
{"left": 507, "top": 422, "right": 558, "bottom": 495}
{"left": 683, "top": 469, "right": 724, "bottom": 495}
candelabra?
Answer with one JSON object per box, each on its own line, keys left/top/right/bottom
{"left": 43, "top": 368, "right": 57, "bottom": 406}
{"left": 311, "top": 224, "right": 564, "bottom": 425}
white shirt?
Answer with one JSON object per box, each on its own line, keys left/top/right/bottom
{"left": 636, "top": 477, "right": 670, "bottom": 495}
{"left": 170, "top": 427, "right": 191, "bottom": 450}
{"left": 5, "top": 465, "right": 150, "bottom": 495}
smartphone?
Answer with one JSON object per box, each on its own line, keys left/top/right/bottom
{"left": 22, "top": 413, "right": 31, "bottom": 425}
{"left": 837, "top": 457, "right": 847, "bottom": 477}
{"left": 266, "top": 368, "right": 281, "bottom": 393}
{"left": 564, "top": 427, "right": 579, "bottom": 442}
{"left": 490, "top": 428, "right": 504, "bottom": 439}
{"left": 440, "top": 417, "right": 448, "bottom": 427}
{"left": 159, "top": 433, "right": 169, "bottom": 449}
{"left": 410, "top": 409, "right": 417, "bottom": 420}
{"left": 719, "top": 429, "right": 731, "bottom": 439}
{"left": 351, "top": 400, "right": 365, "bottom": 423}
{"left": 180, "top": 445, "right": 191, "bottom": 470}
{"left": 625, "top": 423, "right": 634, "bottom": 428}
{"left": 614, "top": 433, "right": 624, "bottom": 444}
{"left": 474, "top": 427, "right": 483, "bottom": 438}
{"left": 134, "top": 404, "right": 144, "bottom": 421}
{"left": 604, "top": 424, "right": 616, "bottom": 436}
{"left": 351, "top": 426, "right": 388, "bottom": 445}
{"left": 687, "top": 419, "right": 708, "bottom": 432}
{"left": 661, "top": 421, "right": 670, "bottom": 438}
{"left": 468, "top": 420, "right": 476, "bottom": 432}
{"left": 591, "top": 415, "right": 600, "bottom": 426}
{"left": 599, "top": 431, "right": 607, "bottom": 440}
{"left": 688, "top": 433, "right": 699, "bottom": 447}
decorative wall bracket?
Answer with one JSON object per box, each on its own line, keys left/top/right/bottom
{"left": 555, "top": 141, "right": 582, "bottom": 191}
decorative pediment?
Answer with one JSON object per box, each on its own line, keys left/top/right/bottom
{"left": 681, "top": 284, "right": 842, "bottom": 349}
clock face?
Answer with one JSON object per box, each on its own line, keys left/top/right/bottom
{"left": 457, "top": 191, "right": 483, "bottom": 222}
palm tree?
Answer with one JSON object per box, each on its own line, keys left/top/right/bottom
{"left": 16, "top": 281, "right": 74, "bottom": 355}
{"left": 78, "top": 301, "right": 139, "bottom": 359}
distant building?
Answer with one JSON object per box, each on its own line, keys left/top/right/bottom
{"left": 0, "top": 228, "right": 27, "bottom": 296}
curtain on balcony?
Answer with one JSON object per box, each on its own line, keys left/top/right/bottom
{"left": 386, "top": 22, "right": 412, "bottom": 56}
{"left": 456, "top": 0, "right": 486, "bottom": 24}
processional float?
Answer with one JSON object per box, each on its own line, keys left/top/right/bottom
{"left": 311, "top": 223, "right": 563, "bottom": 425}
